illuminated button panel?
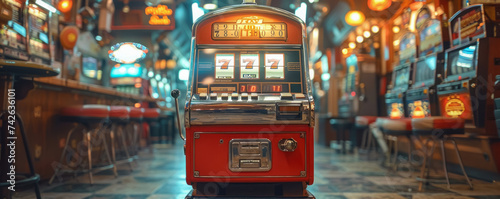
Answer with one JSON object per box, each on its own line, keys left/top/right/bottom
{"left": 229, "top": 139, "right": 271, "bottom": 172}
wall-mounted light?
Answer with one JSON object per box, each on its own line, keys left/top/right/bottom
{"left": 392, "top": 26, "right": 400, "bottom": 33}
{"left": 345, "top": 10, "right": 365, "bottom": 26}
{"left": 356, "top": 36, "right": 364, "bottom": 43}
{"left": 342, "top": 48, "right": 348, "bottom": 54}
{"left": 348, "top": 42, "right": 356, "bottom": 49}
{"left": 371, "top": 25, "right": 379, "bottom": 33}
{"left": 368, "top": 0, "right": 391, "bottom": 11}
{"left": 363, "top": 31, "right": 371, "bottom": 38}
{"left": 58, "top": 0, "right": 72, "bottom": 13}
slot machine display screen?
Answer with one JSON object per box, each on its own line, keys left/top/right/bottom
{"left": 394, "top": 65, "right": 410, "bottom": 88}
{"left": 414, "top": 55, "right": 436, "bottom": 86}
{"left": 196, "top": 48, "right": 302, "bottom": 94}
{"left": 1, "top": 0, "right": 27, "bottom": 50}
{"left": 447, "top": 44, "right": 476, "bottom": 78}
{"left": 28, "top": 5, "right": 50, "bottom": 59}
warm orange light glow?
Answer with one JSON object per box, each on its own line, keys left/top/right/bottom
{"left": 145, "top": 4, "right": 173, "bottom": 25}
{"left": 342, "top": 48, "right": 348, "bottom": 54}
{"left": 368, "top": 0, "right": 391, "bottom": 11}
{"left": 348, "top": 42, "right": 356, "bottom": 49}
{"left": 58, "top": 0, "right": 72, "bottom": 13}
{"left": 410, "top": 1, "right": 424, "bottom": 11}
{"left": 134, "top": 103, "right": 141, "bottom": 108}
{"left": 345, "top": 11, "right": 365, "bottom": 26}
{"left": 412, "top": 106, "right": 425, "bottom": 118}
{"left": 134, "top": 83, "right": 142, "bottom": 88}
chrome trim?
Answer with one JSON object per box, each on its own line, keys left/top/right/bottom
{"left": 189, "top": 97, "right": 310, "bottom": 125}
{"left": 229, "top": 139, "right": 272, "bottom": 172}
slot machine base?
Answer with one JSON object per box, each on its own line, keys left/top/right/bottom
{"left": 185, "top": 182, "right": 315, "bottom": 198}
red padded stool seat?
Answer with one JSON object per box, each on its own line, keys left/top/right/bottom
{"left": 143, "top": 108, "right": 160, "bottom": 120}
{"left": 129, "top": 107, "right": 144, "bottom": 121}
{"left": 109, "top": 106, "right": 130, "bottom": 122}
{"left": 60, "top": 105, "right": 109, "bottom": 123}
{"left": 378, "top": 118, "right": 412, "bottom": 135}
{"left": 355, "top": 116, "right": 378, "bottom": 127}
{"left": 412, "top": 117, "right": 465, "bottom": 136}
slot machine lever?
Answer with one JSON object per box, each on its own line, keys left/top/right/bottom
{"left": 171, "top": 89, "right": 186, "bottom": 141}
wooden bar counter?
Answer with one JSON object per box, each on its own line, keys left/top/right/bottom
{"left": 14, "top": 77, "right": 157, "bottom": 180}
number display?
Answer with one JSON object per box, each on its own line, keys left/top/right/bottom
{"left": 240, "top": 54, "right": 259, "bottom": 79}
{"left": 215, "top": 53, "right": 235, "bottom": 79}
{"left": 265, "top": 54, "right": 285, "bottom": 79}
{"left": 240, "top": 84, "right": 260, "bottom": 93}
{"left": 212, "top": 22, "right": 286, "bottom": 40}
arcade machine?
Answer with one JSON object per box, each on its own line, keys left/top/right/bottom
{"left": 0, "top": 0, "right": 29, "bottom": 61}
{"left": 437, "top": 4, "right": 500, "bottom": 137}
{"left": 171, "top": 0, "right": 315, "bottom": 198}
{"left": 110, "top": 63, "right": 148, "bottom": 95}
{"left": 385, "top": 32, "right": 416, "bottom": 119}
{"left": 27, "top": 1, "right": 51, "bottom": 65}
{"left": 406, "top": 17, "right": 448, "bottom": 118}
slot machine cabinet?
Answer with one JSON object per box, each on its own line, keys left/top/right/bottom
{"left": 437, "top": 4, "right": 500, "bottom": 137}
{"left": 385, "top": 32, "right": 416, "bottom": 119}
{"left": 172, "top": 1, "right": 314, "bottom": 198}
{"left": 406, "top": 19, "right": 448, "bottom": 118}
{"left": 338, "top": 54, "right": 378, "bottom": 118}
{"left": 0, "top": 0, "right": 29, "bottom": 60}
{"left": 27, "top": 2, "right": 51, "bottom": 65}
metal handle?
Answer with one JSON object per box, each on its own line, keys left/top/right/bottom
{"left": 171, "top": 89, "right": 186, "bottom": 141}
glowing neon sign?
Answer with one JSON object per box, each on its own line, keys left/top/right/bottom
{"left": 108, "top": 42, "right": 148, "bottom": 64}
{"left": 145, "top": 4, "right": 173, "bottom": 25}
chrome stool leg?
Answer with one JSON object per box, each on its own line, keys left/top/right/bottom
{"left": 86, "top": 129, "right": 93, "bottom": 185}
{"left": 109, "top": 125, "right": 117, "bottom": 174}
{"left": 49, "top": 123, "right": 82, "bottom": 184}
{"left": 392, "top": 136, "right": 399, "bottom": 171}
{"left": 440, "top": 139, "right": 450, "bottom": 188}
{"left": 118, "top": 125, "right": 134, "bottom": 171}
{"left": 450, "top": 138, "right": 473, "bottom": 189}
{"left": 98, "top": 126, "right": 117, "bottom": 177}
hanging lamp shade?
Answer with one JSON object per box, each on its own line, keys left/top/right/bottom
{"left": 368, "top": 0, "right": 391, "bottom": 11}
{"left": 345, "top": 10, "right": 365, "bottom": 26}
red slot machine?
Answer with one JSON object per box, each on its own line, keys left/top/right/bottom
{"left": 171, "top": 0, "right": 314, "bottom": 198}
{"left": 0, "top": 0, "right": 29, "bottom": 61}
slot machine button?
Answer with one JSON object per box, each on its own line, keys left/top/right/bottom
{"left": 231, "top": 93, "right": 239, "bottom": 100}
{"left": 199, "top": 93, "right": 207, "bottom": 100}
{"left": 250, "top": 93, "right": 258, "bottom": 100}
{"left": 281, "top": 93, "right": 293, "bottom": 100}
{"left": 241, "top": 93, "right": 249, "bottom": 100}
{"left": 210, "top": 93, "right": 218, "bottom": 100}
{"left": 221, "top": 93, "right": 229, "bottom": 100}
{"left": 294, "top": 93, "right": 305, "bottom": 99}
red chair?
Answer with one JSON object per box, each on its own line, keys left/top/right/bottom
{"left": 50, "top": 105, "right": 116, "bottom": 185}
{"left": 376, "top": 117, "right": 413, "bottom": 170}
{"left": 355, "top": 116, "right": 378, "bottom": 153}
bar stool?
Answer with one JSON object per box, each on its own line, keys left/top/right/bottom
{"left": 412, "top": 117, "right": 473, "bottom": 190}
{"left": 377, "top": 118, "right": 413, "bottom": 170}
{"left": 128, "top": 107, "right": 144, "bottom": 156}
{"left": 0, "top": 60, "right": 58, "bottom": 198}
{"left": 143, "top": 108, "right": 161, "bottom": 147}
{"left": 329, "top": 117, "right": 354, "bottom": 154}
{"left": 108, "top": 106, "right": 134, "bottom": 171}
{"left": 50, "top": 105, "right": 117, "bottom": 185}
{"left": 355, "top": 116, "right": 378, "bottom": 153}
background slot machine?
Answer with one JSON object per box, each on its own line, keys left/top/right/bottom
{"left": 171, "top": 1, "right": 314, "bottom": 197}
{"left": 338, "top": 54, "right": 378, "bottom": 118}
{"left": 385, "top": 32, "right": 416, "bottom": 119}
{"left": 406, "top": 18, "right": 448, "bottom": 118}
{"left": 27, "top": 2, "right": 51, "bottom": 65}
{"left": 110, "top": 63, "right": 147, "bottom": 95}
{"left": 437, "top": 4, "right": 500, "bottom": 136}
{"left": 0, "top": 0, "right": 29, "bottom": 60}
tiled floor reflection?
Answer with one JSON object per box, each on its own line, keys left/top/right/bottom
{"left": 12, "top": 144, "right": 500, "bottom": 199}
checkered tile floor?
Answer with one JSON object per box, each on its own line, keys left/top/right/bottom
{"left": 12, "top": 145, "right": 500, "bottom": 199}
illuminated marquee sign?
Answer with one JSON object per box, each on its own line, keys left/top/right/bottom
{"left": 212, "top": 16, "right": 287, "bottom": 41}
{"left": 108, "top": 42, "right": 148, "bottom": 64}
{"left": 439, "top": 94, "right": 473, "bottom": 119}
{"left": 145, "top": 4, "right": 173, "bottom": 25}
{"left": 389, "top": 103, "right": 404, "bottom": 119}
